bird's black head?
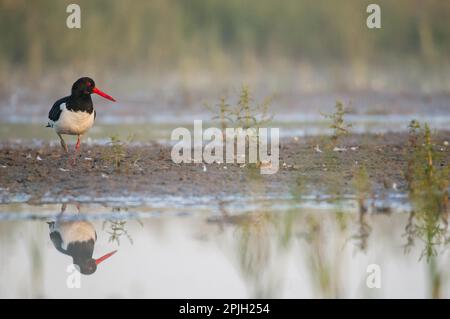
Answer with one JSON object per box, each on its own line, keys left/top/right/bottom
{"left": 74, "top": 258, "right": 97, "bottom": 275}
{"left": 71, "top": 77, "right": 96, "bottom": 96}
{"left": 71, "top": 77, "right": 116, "bottom": 102}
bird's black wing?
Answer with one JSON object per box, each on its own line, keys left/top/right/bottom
{"left": 48, "top": 96, "right": 70, "bottom": 122}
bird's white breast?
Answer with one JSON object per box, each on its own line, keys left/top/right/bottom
{"left": 55, "top": 104, "right": 95, "bottom": 135}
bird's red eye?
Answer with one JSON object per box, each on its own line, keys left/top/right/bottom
{"left": 86, "top": 82, "right": 91, "bottom": 87}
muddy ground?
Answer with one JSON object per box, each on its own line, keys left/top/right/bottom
{"left": 0, "top": 132, "right": 448, "bottom": 204}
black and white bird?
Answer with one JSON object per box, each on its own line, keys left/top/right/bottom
{"left": 46, "top": 77, "right": 116, "bottom": 155}
{"left": 48, "top": 204, "right": 117, "bottom": 275}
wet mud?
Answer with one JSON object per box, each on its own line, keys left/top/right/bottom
{"left": 0, "top": 132, "right": 448, "bottom": 204}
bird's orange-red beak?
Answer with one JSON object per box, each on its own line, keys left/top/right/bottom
{"left": 95, "top": 250, "right": 117, "bottom": 265}
{"left": 93, "top": 87, "right": 116, "bottom": 102}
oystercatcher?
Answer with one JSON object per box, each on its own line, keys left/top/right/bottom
{"left": 46, "top": 77, "right": 116, "bottom": 156}
{"left": 47, "top": 204, "right": 117, "bottom": 275}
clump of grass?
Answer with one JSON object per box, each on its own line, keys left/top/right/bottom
{"left": 206, "top": 85, "right": 274, "bottom": 169}
{"left": 102, "top": 134, "right": 141, "bottom": 172}
{"left": 321, "top": 101, "right": 352, "bottom": 146}
{"left": 210, "top": 96, "right": 232, "bottom": 133}
{"left": 206, "top": 85, "right": 273, "bottom": 130}
{"left": 402, "top": 120, "right": 449, "bottom": 261}
{"left": 405, "top": 119, "right": 422, "bottom": 189}
{"left": 102, "top": 135, "right": 126, "bottom": 169}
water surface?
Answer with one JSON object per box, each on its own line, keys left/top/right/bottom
{"left": 1, "top": 199, "right": 449, "bottom": 298}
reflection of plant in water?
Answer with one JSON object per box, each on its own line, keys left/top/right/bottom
{"left": 403, "top": 211, "right": 417, "bottom": 254}
{"left": 304, "top": 215, "right": 332, "bottom": 296}
{"left": 301, "top": 214, "right": 345, "bottom": 298}
{"left": 353, "top": 166, "right": 371, "bottom": 212}
{"left": 335, "top": 210, "right": 349, "bottom": 232}
{"left": 102, "top": 207, "right": 141, "bottom": 245}
{"left": 222, "top": 161, "right": 295, "bottom": 298}
{"left": 352, "top": 210, "right": 371, "bottom": 253}
{"left": 290, "top": 145, "right": 349, "bottom": 297}
{"left": 351, "top": 166, "right": 373, "bottom": 252}
{"left": 403, "top": 121, "right": 449, "bottom": 262}
{"left": 238, "top": 212, "right": 271, "bottom": 278}
{"left": 229, "top": 210, "right": 294, "bottom": 298}
{"left": 103, "top": 220, "right": 133, "bottom": 245}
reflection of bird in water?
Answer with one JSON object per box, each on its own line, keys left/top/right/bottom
{"left": 47, "top": 203, "right": 117, "bottom": 275}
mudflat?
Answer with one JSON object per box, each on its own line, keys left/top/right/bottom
{"left": 0, "top": 131, "right": 448, "bottom": 204}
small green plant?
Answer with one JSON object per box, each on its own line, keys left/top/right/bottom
{"left": 321, "top": 101, "right": 352, "bottom": 146}
{"left": 215, "top": 97, "right": 232, "bottom": 133}
{"left": 102, "top": 134, "right": 140, "bottom": 171}
{"left": 103, "top": 135, "right": 126, "bottom": 169}
{"left": 206, "top": 85, "right": 274, "bottom": 169}
{"left": 206, "top": 85, "right": 273, "bottom": 130}
{"left": 402, "top": 121, "right": 450, "bottom": 261}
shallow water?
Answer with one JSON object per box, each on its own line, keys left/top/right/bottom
{"left": 1, "top": 90, "right": 449, "bottom": 298}
{"left": 2, "top": 113, "right": 450, "bottom": 145}
{"left": 1, "top": 199, "right": 449, "bottom": 298}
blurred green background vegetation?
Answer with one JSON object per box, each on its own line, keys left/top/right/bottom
{"left": 0, "top": 0, "right": 449, "bottom": 89}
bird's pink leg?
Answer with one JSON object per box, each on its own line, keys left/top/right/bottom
{"left": 76, "top": 136, "right": 81, "bottom": 152}
{"left": 70, "top": 135, "right": 81, "bottom": 166}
